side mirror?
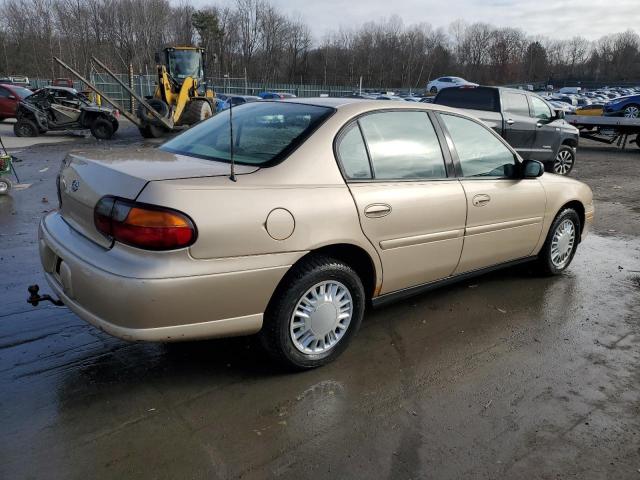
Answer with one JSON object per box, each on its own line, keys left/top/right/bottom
{"left": 523, "top": 160, "right": 544, "bottom": 178}
{"left": 555, "top": 109, "right": 565, "bottom": 120}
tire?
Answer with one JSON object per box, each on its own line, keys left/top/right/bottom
{"left": 111, "top": 120, "right": 119, "bottom": 133}
{"left": 138, "top": 124, "right": 167, "bottom": 138}
{"left": 179, "top": 99, "right": 213, "bottom": 126}
{"left": 0, "top": 176, "right": 12, "bottom": 195}
{"left": 137, "top": 99, "right": 170, "bottom": 125}
{"left": 430, "top": 86, "right": 438, "bottom": 94}
{"left": 14, "top": 119, "right": 39, "bottom": 137}
{"left": 536, "top": 208, "right": 580, "bottom": 276}
{"left": 260, "top": 255, "right": 366, "bottom": 370}
{"left": 548, "top": 145, "right": 575, "bottom": 176}
{"left": 623, "top": 104, "right": 640, "bottom": 118}
{"left": 90, "top": 117, "right": 115, "bottom": 140}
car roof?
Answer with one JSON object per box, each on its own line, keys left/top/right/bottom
{"left": 42, "top": 86, "right": 78, "bottom": 93}
{"left": 281, "top": 97, "right": 465, "bottom": 116}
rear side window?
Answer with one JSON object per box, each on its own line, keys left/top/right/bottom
{"left": 337, "top": 124, "right": 372, "bottom": 179}
{"left": 435, "top": 87, "right": 499, "bottom": 112}
{"left": 161, "top": 102, "right": 333, "bottom": 166}
{"left": 441, "top": 114, "right": 516, "bottom": 178}
{"left": 358, "top": 111, "right": 447, "bottom": 180}
{"left": 502, "top": 92, "right": 530, "bottom": 116}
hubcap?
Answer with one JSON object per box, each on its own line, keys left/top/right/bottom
{"left": 554, "top": 149, "right": 574, "bottom": 175}
{"left": 624, "top": 106, "right": 639, "bottom": 118}
{"left": 290, "top": 281, "right": 353, "bottom": 355}
{"left": 550, "top": 219, "right": 576, "bottom": 269}
{"left": 0, "top": 181, "right": 7, "bottom": 193}
{"left": 19, "top": 125, "right": 33, "bottom": 136}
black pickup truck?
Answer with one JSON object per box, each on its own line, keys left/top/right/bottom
{"left": 434, "top": 86, "right": 580, "bottom": 175}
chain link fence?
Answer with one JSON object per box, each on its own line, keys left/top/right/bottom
{"left": 25, "top": 73, "right": 430, "bottom": 115}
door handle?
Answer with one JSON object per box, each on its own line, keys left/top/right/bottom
{"left": 536, "top": 122, "right": 543, "bottom": 128}
{"left": 472, "top": 194, "right": 491, "bottom": 207}
{"left": 506, "top": 118, "right": 515, "bottom": 125}
{"left": 364, "top": 203, "right": 392, "bottom": 218}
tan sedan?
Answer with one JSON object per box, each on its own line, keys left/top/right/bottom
{"left": 36, "top": 99, "right": 594, "bottom": 368}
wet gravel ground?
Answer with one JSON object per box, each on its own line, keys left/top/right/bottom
{"left": 1, "top": 133, "right": 639, "bottom": 479}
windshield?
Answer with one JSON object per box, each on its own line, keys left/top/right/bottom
{"left": 13, "top": 86, "right": 33, "bottom": 99}
{"left": 161, "top": 102, "right": 334, "bottom": 166}
{"left": 167, "top": 50, "right": 203, "bottom": 80}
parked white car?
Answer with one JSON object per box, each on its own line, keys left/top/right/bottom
{"left": 426, "top": 77, "right": 478, "bottom": 94}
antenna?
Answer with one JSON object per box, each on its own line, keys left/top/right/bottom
{"left": 228, "top": 98, "right": 237, "bottom": 182}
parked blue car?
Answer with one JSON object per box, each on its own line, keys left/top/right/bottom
{"left": 258, "top": 92, "right": 297, "bottom": 100}
{"left": 220, "top": 95, "right": 261, "bottom": 111}
{"left": 603, "top": 95, "right": 640, "bottom": 118}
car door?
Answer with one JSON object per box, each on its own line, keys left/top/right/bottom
{"left": 337, "top": 110, "right": 467, "bottom": 294}
{"left": 437, "top": 112, "right": 546, "bottom": 274}
{"left": 0, "top": 86, "right": 13, "bottom": 117}
{"left": 529, "top": 96, "right": 561, "bottom": 162}
{"left": 501, "top": 90, "right": 536, "bottom": 158}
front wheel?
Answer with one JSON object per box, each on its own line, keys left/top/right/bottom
{"left": 260, "top": 255, "right": 365, "bottom": 370}
{"left": 90, "top": 117, "right": 115, "bottom": 140}
{"left": 138, "top": 124, "right": 167, "bottom": 138}
{"left": 0, "top": 176, "right": 12, "bottom": 195}
{"left": 623, "top": 104, "right": 640, "bottom": 118}
{"left": 430, "top": 86, "right": 438, "bottom": 94}
{"left": 14, "top": 119, "right": 39, "bottom": 137}
{"left": 537, "top": 208, "right": 580, "bottom": 275}
{"left": 548, "top": 145, "right": 575, "bottom": 176}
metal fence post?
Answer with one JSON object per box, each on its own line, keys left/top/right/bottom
{"left": 128, "top": 63, "right": 135, "bottom": 114}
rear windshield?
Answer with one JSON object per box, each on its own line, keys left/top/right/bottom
{"left": 161, "top": 102, "right": 334, "bottom": 166}
{"left": 434, "top": 87, "right": 499, "bottom": 112}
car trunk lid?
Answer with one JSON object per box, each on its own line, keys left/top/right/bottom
{"left": 58, "top": 147, "right": 258, "bottom": 248}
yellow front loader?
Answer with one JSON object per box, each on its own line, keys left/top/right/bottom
{"left": 137, "top": 46, "right": 215, "bottom": 138}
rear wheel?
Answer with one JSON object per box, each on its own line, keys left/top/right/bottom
{"left": 90, "top": 117, "right": 115, "bottom": 140}
{"left": 623, "top": 104, "right": 640, "bottom": 118}
{"left": 180, "top": 100, "right": 213, "bottom": 126}
{"left": 537, "top": 208, "right": 580, "bottom": 275}
{"left": 430, "top": 86, "right": 438, "bottom": 94}
{"left": 260, "top": 255, "right": 365, "bottom": 370}
{"left": 0, "top": 177, "right": 12, "bottom": 195}
{"left": 14, "top": 119, "right": 39, "bottom": 137}
{"left": 548, "top": 145, "right": 575, "bottom": 176}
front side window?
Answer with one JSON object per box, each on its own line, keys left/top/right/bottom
{"left": 161, "top": 102, "right": 333, "bottom": 166}
{"left": 531, "top": 96, "right": 553, "bottom": 121}
{"left": 441, "top": 114, "right": 516, "bottom": 178}
{"left": 0, "top": 87, "right": 9, "bottom": 98}
{"left": 502, "top": 92, "right": 530, "bottom": 116}
{"left": 358, "top": 111, "right": 447, "bottom": 180}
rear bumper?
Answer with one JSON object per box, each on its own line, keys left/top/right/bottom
{"left": 39, "top": 211, "right": 303, "bottom": 342}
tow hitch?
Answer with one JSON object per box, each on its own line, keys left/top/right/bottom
{"left": 27, "top": 284, "right": 64, "bottom": 307}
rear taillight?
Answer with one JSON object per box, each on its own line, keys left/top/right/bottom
{"left": 94, "top": 196, "right": 196, "bottom": 250}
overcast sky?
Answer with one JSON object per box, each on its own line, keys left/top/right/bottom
{"left": 209, "top": 0, "right": 639, "bottom": 42}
